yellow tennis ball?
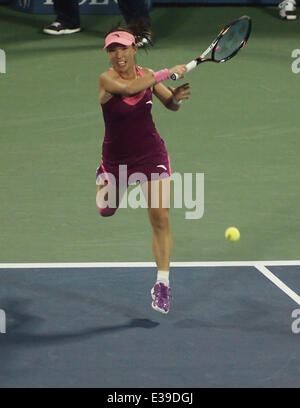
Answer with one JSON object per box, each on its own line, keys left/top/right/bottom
{"left": 225, "top": 227, "right": 240, "bottom": 242}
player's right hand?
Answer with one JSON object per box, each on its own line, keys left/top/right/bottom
{"left": 169, "top": 65, "right": 187, "bottom": 80}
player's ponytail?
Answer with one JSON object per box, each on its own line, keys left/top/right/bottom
{"left": 126, "top": 19, "right": 153, "bottom": 49}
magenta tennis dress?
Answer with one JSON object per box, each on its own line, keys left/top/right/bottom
{"left": 96, "top": 66, "right": 171, "bottom": 187}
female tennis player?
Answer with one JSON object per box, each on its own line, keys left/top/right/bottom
{"left": 96, "top": 26, "right": 191, "bottom": 314}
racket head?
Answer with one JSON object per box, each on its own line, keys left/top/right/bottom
{"left": 212, "top": 15, "right": 252, "bottom": 63}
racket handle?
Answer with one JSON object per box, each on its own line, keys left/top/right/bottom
{"left": 170, "top": 72, "right": 180, "bottom": 81}
{"left": 171, "top": 60, "right": 198, "bottom": 81}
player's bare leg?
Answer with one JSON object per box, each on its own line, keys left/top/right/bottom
{"left": 149, "top": 206, "right": 172, "bottom": 270}
{"left": 142, "top": 178, "right": 172, "bottom": 313}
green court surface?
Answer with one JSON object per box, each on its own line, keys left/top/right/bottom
{"left": 0, "top": 5, "right": 299, "bottom": 263}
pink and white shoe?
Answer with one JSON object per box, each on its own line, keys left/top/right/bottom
{"left": 151, "top": 282, "right": 171, "bottom": 314}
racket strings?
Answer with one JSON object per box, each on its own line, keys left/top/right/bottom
{"left": 213, "top": 17, "right": 251, "bottom": 62}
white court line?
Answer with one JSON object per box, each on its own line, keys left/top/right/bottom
{"left": 1, "top": 261, "right": 299, "bottom": 305}
{"left": 255, "top": 264, "right": 300, "bottom": 306}
{"left": 0, "top": 260, "right": 300, "bottom": 269}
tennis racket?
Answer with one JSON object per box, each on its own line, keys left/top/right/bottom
{"left": 171, "top": 15, "right": 252, "bottom": 80}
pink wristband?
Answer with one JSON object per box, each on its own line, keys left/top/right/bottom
{"left": 153, "top": 69, "right": 170, "bottom": 83}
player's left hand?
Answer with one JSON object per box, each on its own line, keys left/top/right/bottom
{"left": 168, "top": 83, "right": 191, "bottom": 102}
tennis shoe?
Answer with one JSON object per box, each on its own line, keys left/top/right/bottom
{"left": 151, "top": 282, "right": 170, "bottom": 314}
{"left": 279, "top": 0, "right": 297, "bottom": 20}
{"left": 43, "top": 22, "right": 82, "bottom": 35}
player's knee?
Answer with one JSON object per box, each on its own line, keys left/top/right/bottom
{"left": 98, "top": 207, "right": 117, "bottom": 217}
{"left": 149, "top": 209, "right": 169, "bottom": 230}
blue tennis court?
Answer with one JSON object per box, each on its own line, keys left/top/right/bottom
{"left": 0, "top": 261, "right": 299, "bottom": 388}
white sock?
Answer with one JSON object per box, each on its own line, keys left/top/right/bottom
{"left": 156, "top": 270, "right": 170, "bottom": 286}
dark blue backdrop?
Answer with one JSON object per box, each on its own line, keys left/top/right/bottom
{"left": 9, "top": 0, "right": 282, "bottom": 15}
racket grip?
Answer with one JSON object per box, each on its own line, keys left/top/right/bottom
{"left": 171, "top": 73, "right": 179, "bottom": 81}
{"left": 171, "top": 60, "right": 198, "bottom": 81}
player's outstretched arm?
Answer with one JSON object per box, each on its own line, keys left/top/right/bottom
{"left": 99, "top": 65, "right": 187, "bottom": 102}
{"left": 99, "top": 70, "right": 156, "bottom": 98}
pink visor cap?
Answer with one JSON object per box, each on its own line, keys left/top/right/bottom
{"left": 104, "top": 31, "right": 136, "bottom": 49}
